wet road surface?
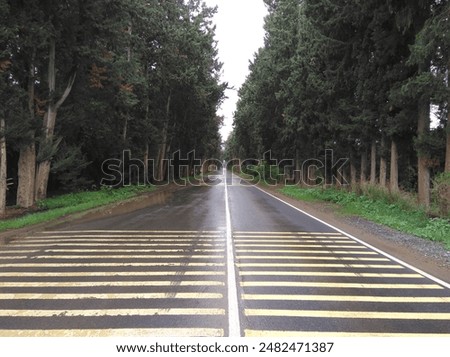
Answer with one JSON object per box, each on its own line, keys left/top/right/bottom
{"left": 0, "top": 170, "right": 449, "bottom": 336}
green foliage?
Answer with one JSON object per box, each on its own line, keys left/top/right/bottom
{"left": 227, "top": 0, "right": 450, "bottom": 207}
{"left": 432, "top": 172, "right": 450, "bottom": 216}
{"left": 1, "top": 0, "right": 225, "bottom": 202}
{"left": 282, "top": 185, "right": 450, "bottom": 248}
{"left": 241, "top": 162, "right": 282, "bottom": 184}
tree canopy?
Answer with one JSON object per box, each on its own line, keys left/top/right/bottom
{"left": 0, "top": 0, "right": 225, "bottom": 210}
{"left": 229, "top": 0, "right": 450, "bottom": 208}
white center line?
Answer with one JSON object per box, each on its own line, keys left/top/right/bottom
{"left": 224, "top": 168, "right": 241, "bottom": 337}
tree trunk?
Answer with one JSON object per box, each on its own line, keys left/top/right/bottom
{"left": 417, "top": 98, "right": 430, "bottom": 208}
{"left": 360, "top": 150, "right": 368, "bottom": 183}
{"left": 446, "top": 122, "right": 450, "bottom": 173}
{"left": 379, "top": 136, "right": 387, "bottom": 187}
{"left": 157, "top": 93, "right": 171, "bottom": 182}
{"left": 34, "top": 37, "right": 76, "bottom": 201}
{"left": 446, "top": 63, "right": 450, "bottom": 173}
{"left": 144, "top": 143, "right": 149, "bottom": 185}
{"left": 35, "top": 110, "right": 56, "bottom": 201}
{"left": 17, "top": 144, "right": 36, "bottom": 207}
{"left": 0, "top": 118, "right": 7, "bottom": 216}
{"left": 390, "top": 139, "right": 399, "bottom": 192}
{"left": 350, "top": 160, "right": 357, "bottom": 186}
{"left": 17, "top": 52, "right": 36, "bottom": 208}
{"left": 370, "top": 141, "right": 377, "bottom": 185}
{"left": 294, "top": 149, "right": 301, "bottom": 184}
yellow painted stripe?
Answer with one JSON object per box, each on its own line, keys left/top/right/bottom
{"left": 0, "top": 281, "right": 225, "bottom": 288}
{"left": 245, "top": 309, "right": 450, "bottom": 320}
{"left": 4, "top": 254, "right": 225, "bottom": 260}
{"left": 237, "top": 263, "right": 403, "bottom": 269}
{"left": 234, "top": 236, "right": 349, "bottom": 240}
{"left": 239, "top": 271, "right": 422, "bottom": 278}
{"left": 245, "top": 330, "right": 450, "bottom": 337}
{"left": 40, "top": 230, "right": 222, "bottom": 234}
{"left": 0, "top": 328, "right": 224, "bottom": 337}
{"left": 0, "top": 262, "right": 224, "bottom": 268}
{"left": 32, "top": 234, "right": 223, "bottom": 239}
{"left": 234, "top": 232, "right": 343, "bottom": 235}
{"left": 241, "top": 282, "right": 443, "bottom": 289}
{"left": 0, "top": 308, "right": 225, "bottom": 317}
{"left": 16, "top": 238, "right": 225, "bottom": 244}
{"left": 0, "top": 271, "right": 225, "bottom": 277}
{"left": 42, "top": 249, "right": 225, "bottom": 253}
{"left": 237, "top": 251, "right": 377, "bottom": 257}
{"left": 235, "top": 244, "right": 364, "bottom": 248}
{"left": 0, "top": 251, "right": 39, "bottom": 254}
{"left": 242, "top": 294, "right": 450, "bottom": 303}
{"left": 234, "top": 239, "right": 350, "bottom": 243}
{"left": 0, "top": 293, "right": 223, "bottom": 300}
{"left": 238, "top": 257, "right": 389, "bottom": 262}
{"left": 10, "top": 243, "right": 222, "bottom": 247}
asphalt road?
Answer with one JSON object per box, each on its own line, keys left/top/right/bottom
{"left": 0, "top": 170, "right": 449, "bottom": 337}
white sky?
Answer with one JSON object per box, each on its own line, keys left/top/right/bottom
{"left": 203, "top": 0, "right": 268, "bottom": 141}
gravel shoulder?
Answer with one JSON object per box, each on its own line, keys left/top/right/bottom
{"left": 259, "top": 184, "right": 450, "bottom": 284}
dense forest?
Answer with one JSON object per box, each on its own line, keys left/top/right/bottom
{"left": 227, "top": 0, "right": 450, "bottom": 210}
{"left": 0, "top": 0, "right": 226, "bottom": 215}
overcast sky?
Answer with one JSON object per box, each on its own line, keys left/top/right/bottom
{"left": 203, "top": 0, "right": 268, "bottom": 141}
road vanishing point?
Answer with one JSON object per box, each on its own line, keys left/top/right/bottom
{"left": 0, "top": 170, "right": 450, "bottom": 337}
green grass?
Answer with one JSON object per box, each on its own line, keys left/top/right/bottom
{"left": 0, "top": 185, "right": 155, "bottom": 232}
{"left": 281, "top": 185, "right": 450, "bottom": 249}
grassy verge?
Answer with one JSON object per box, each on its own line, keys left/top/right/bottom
{"left": 0, "top": 185, "right": 155, "bottom": 232}
{"left": 281, "top": 185, "right": 450, "bottom": 249}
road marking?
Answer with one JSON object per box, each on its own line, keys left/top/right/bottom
{"left": 3, "top": 254, "right": 225, "bottom": 260}
{"left": 0, "top": 308, "right": 225, "bottom": 317}
{"left": 0, "top": 293, "right": 224, "bottom": 300}
{"left": 245, "top": 309, "right": 450, "bottom": 320}
{"left": 236, "top": 250, "right": 378, "bottom": 255}
{"left": 245, "top": 330, "right": 450, "bottom": 337}
{"left": 239, "top": 271, "right": 422, "bottom": 278}
{"left": 0, "top": 328, "right": 224, "bottom": 337}
{"left": 224, "top": 168, "right": 241, "bottom": 337}
{"left": 235, "top": 244, "right": 365, "bottom": 248}
{"left": 237, "top": 263, "right": 403, "bottom": 268}
{"left": 235, "top": 235, "right": 350, "bottom": 240}
{"left": 238, "top": 256, "right": 388, "bottom": 262}
{"left": 236, "top": 255, "right": 379, "bottom": 260}
{"left": 39, "top": 248, "right": 225, "bottom": 253}
{"left": 0, "top": 281, "right": 225, "bottom": 288}
{"left": 242, "top": 294, "right": 450, "bottom": 303}
{"left": 234, "top": 239, "right": 352, "bottom": 243}
{"left": 0, "top": 262, "right": 225, "bottom": 268}
{"left": 0, "top": 271, "right": 225, "bottom": 278}
{"left": 235, "top": 231, "right": 343, "bottom": 235}
{"left": 252, "top": 185, "right": 450, "bottom": 289}
{"left": 40, "top": 230, "right": 222, "bottom": 234}
{"left": 241, "top": 282, "right": 443, "bottom": 289}
{"left": 8, "top": 243, "right": 223, "bottom": 247}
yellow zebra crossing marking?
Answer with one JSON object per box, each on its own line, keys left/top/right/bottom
{"left": 245, "top": 309, "right": 450, "bottom": 320}
{"left": 0, "top": 328, "right": 224, "bottom": 337}
{"left": 0, "top": 308, "right": 225, "bottom": 317}
{"left": 0, "top": 230, "right": 227, "bottom": 336}
{"left": 236, "top": 231, "right": 450, "bottom": 336}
